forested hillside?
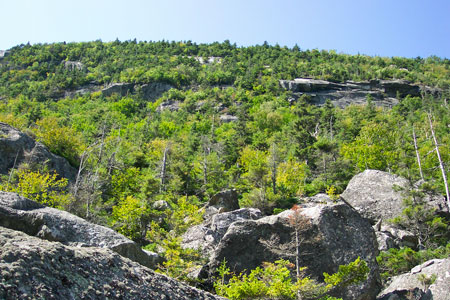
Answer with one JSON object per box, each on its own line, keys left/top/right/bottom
{"left": 0, "top": 41, "right": 449, "bottom": 294}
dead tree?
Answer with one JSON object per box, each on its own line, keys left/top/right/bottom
{"left": 412, "top": 126, "right": 425, "bottom": 181}
{"left": 428, "top": 113, "right": 450, "bottom": 211}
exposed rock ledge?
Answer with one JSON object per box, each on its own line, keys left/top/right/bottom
{"left": 0, "top": 226, "right": 223, "bottom": 300}
{"left": 280, "top": 78, "right": 441, "bottom": 108}
{"left": 0, "top": 192, "right": 162, "bottom": 270}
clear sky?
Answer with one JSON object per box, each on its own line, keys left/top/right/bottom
{"left": 2, "top": 0, "right": 449, "bottom": 58}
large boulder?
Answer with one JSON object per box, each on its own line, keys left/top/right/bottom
{"left": 200, "top": 202, "right": 381, "bottom": 300}
{"left": 341, "top": 170, "right": 447, "bottom": 223}
{"left": 0, "top": 226, "right": 223, "bottom": 300}
{"left": 203, "top": 189, "right": 240, "bottom": 219}
{"left": 0, "top": 122, "right": 77, "bottom": 181}
{"left": 0, "top": 192, "right": 162, "bottom": 269}
{"left": 182, "top": 208, "right": 262, "bottom": 257}
{"left": 378, "top": 258, "right": 450, "bottom": 300}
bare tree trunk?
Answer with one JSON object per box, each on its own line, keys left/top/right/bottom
{"left": 412, "top": 126, "right": 424, "bottom": 181}
{"left": 160, "top": 143, "right": 170, "bottom": 193}
{"left": 428, "top": 113, "right": 450, "bottom": 211}
{"left": 7, "top": 150, "right": 20, "bottom": 189}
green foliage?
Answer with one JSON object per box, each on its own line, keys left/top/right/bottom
{"left": 214, "top": 258, "right": 368, "bottom": 300}
{"left": 156, "top": 235, "right": 205, "bottom": 283}
{"left": 376, "top": 243, "right": 450, "bottom": 281}
{"left": 33, "top": 116, "right": 84, "bottom": 167}
{"left": 0, "top": 168, "right": 71, "bottom": 209}
{"left": 323, "top": 257, "right": 369, "bottom": 287}
{"left": 111, "top": 195, "right": 149, "bottom": 241}
{"left": 391, "top": 185, "right": 450, "bottom": 249}
{"left": 0, "top": 41, "right": 448, "bottom": 290}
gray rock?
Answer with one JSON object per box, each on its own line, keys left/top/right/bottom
{"left": 152, "top": 200, "right": 171, "bottom": 211}
{"left": 0, "top": 192, "right": 162, "bottom": 269}
{"left": 157, "top": 100, "right": 181, "bottom": 112}
{"left": 202, "top": 203, "right": 381, "bottom": 300}
{"left": 380, "top": 80, "right": 420, "bottom": 98}
{"left": 194, "top": 56, "right": 222, "bottom": 64}
{"left": 0, "top": 50, "right": 10, "bottom": 58}
{"left": 377, "top": 288, "right": 432, "bottom": 300}
{"left": 379, "top": 258, "right": 450, "bottom": 300}
{"left": 139, "top": 82, "right": 173, "bottom": 102}
{"left": 0, "top": 122, "right": 77, "bottom": 181}
{"left": 0, "top": 226, "right": 223, "bottom": 300}
{"left": 341, "top": 170, "right": 447, "bottom": 223}
{"left": 279, "top": 78, "right": 438, "bottom": 108}
{"left": 375, "top": 224, "right": 418, "bottom": 251}
{"left": 279, "top": 78, "right": 341, "bottom": 92}
{"left": 182, "top": 208, "right": 262, "bottom": 257}
{"left": 64, "top": 82, "right": 100, "bottom": 98}
{"left": 101, "top": 82, "right": 134, "bottom": 97}
{"left": 63, "top": 60, "right": 84, "bottom": 71}
{"left": 219, "top": 114, "right": 238, "bottom": 123}
{"left": 205, "top": 189, "right": 239, "bottom": 216}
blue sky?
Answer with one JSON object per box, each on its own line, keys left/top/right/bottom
{"left": 2, "top": 0, "right": 449, "bottom": 58}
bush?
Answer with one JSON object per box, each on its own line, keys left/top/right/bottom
{"left": 377, "top": 244, "right": 450, "bottom": 282}
{"left": 214, "top": 257, "right": 368, "bottom": 300}
{"left": 0, "top": 169, "right": 72, "bottom": 209}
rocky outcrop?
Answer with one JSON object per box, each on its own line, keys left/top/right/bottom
{"left": 101, "top": 82, "right": 135, "bottom": 97}
{"left": 0, "top": 122, "right": 77, "bottom": 181}
{"left": 219, "top": 114, "right": 238, "bottom": 123}
{"left": 203, "top": 189, "right": 240, "bottom": 219}
{"left": 341, "top": 170, "right": 447, "bottom": 224}
{"left": 157, "top": 100, "right": 181, "bottom": 112}
{"left": 63, "top": 60, "right": 84, "bottom": 71}
{"left": 101, "top": 82, "right": 173, "bottom": 102}
{"left": 0, "top": 50, "right": 10, "bottom": 59}
{"left": 182, "top": 208, "right": 262, "bottom": 257}
{"left": 0, "top": 192, "right": 162, "bottom": 269}
{"left": 0, "top": 226, "right": 223, "bottom": 300}
{"left": 280, "top": 78, "right": 440, "bottom": 108}
{"left": 379, "top": 258, "right": 450, "bottom": 300}
{"left": 374, "top": 223, "right": 418, "bottom": 251}
{"left": 139, "top": 82, "right": 174, "bottom": 101}
{"left": 197, "top": 203, "right": 381, "bottom": 300}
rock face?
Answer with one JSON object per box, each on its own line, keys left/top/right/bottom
{"left": 196, "top": 203, "right": 381, "bottom": 300}
{"left": 379, "top": 259, "right": 450, "bottom": 300}
{"left": 280, "top": 78, "right": 439, "bottom": 108}
{"left": 341, "top": 170, "right": 447, "bottom": 223}
{"left": 0, "top": 192, "right": 162, "bottom": 269}
{"left": 101, "top": 82, "right": 173, "bottom": 102}
{"left": 0, "top": 122, "right": 77, "bottom": 181}
{"left": 101, "top": 82, "right": 135, "bottom": 97}
{"left": 182, "top": 208, "right": 262, "bottom": 257}
{"left": 0, "top": 226, "right": 223, "bottom": 300}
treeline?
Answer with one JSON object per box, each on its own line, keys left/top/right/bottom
{"left": 1, "top": 40, "right": 449, "bottom": 100}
